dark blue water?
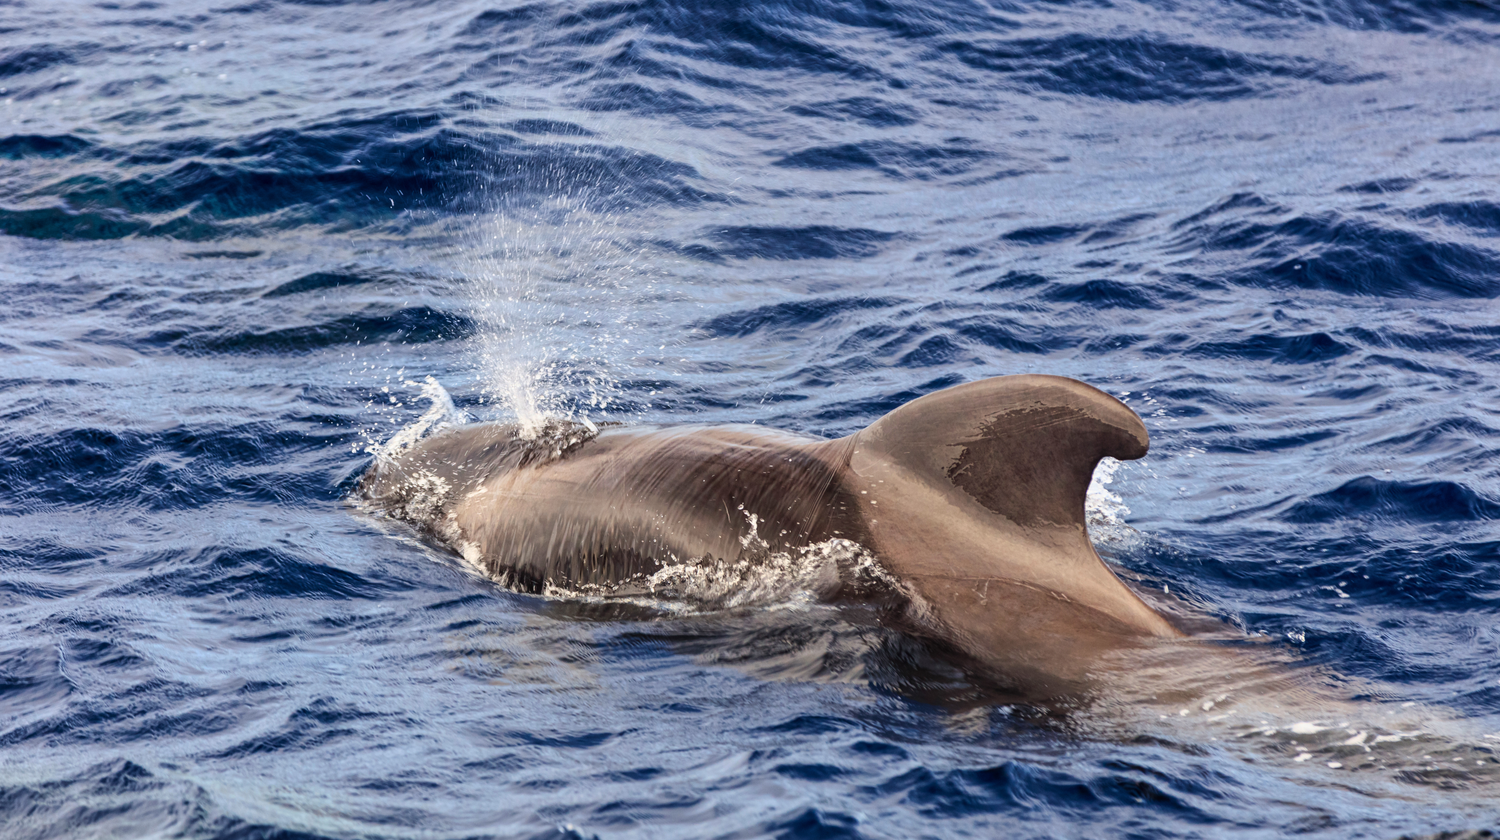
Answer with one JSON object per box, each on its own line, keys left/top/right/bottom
{"left": 3, "top": 0, "right": 1500, "bottom": 837}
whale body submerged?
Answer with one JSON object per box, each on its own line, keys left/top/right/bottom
{"left": 361, "top": 374, "right": 1183, "bottom": 692}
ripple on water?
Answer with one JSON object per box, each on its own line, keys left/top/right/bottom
{"left": 0, "top": 0, "right": 1498, "bottom": 836}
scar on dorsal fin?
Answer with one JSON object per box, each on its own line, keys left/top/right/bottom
{"left": 853, "top": 375, "right": 1148, "bottom": 531}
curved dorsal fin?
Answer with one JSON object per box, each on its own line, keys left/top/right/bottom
{"left": 853, "top": 375, "right": 1148, "bottom": 531}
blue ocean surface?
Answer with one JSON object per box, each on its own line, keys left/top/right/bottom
{"left": 2, "top": 0, "right": 1500, "bottom": 837}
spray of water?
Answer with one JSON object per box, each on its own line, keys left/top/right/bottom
{"left": 462, "top": 194, "right": 663, "bottom": 436}
{"left": 372, "top": 376, "right": 469, "bottom": 460}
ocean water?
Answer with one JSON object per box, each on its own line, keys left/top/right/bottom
{"left": 3, "top": 0, "right": 1500, "bottom": 837}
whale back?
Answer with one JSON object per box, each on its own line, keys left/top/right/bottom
{"left": 362, "top": 421, "right": 855, "bottom": 591}
{"left": 360, "top": 375, "right": 1177, "bottom": 689}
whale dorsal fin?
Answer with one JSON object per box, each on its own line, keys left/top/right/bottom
{"left": 853, "top": 375, "right": 1148, "bottom": 532}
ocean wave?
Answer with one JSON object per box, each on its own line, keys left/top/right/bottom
{"left": 1281, "top": 476, "right": 1500, "bottom": 524}
{"left": 1039, "top": 279, "right": 1172, "bottom": 309}
{"left": 939, "top": 34, "right": 1378, "bottom": 102}
{"left": 1170, "top": 195, "right": 1500, "bottom": 298}
{"left": 1408, "top": 201, "right": 1500, "bottom": 234}
{"left": 104, "top": 545, "right": 401, "bottom": 601}
{"left": 262, "top": 269, "right": 401, "bottom": 299}
{"left": 1176, "top": 331, "right": 1353, "bottom": 365}
{"left": 1212, "top": 0, "right": 1500, "bottom": 33}
{"left": 0, "top": 420, "right": 349, "bottom": 514}
{"left": 0, "top": 45, "right": 82, "bottom": 79}
{"left": 786, "top": 96, "right": 920, "bottom": 127}
{"left": 0, "top": 113, "right": 724, "bottom": 241}
{"left": 772, "top": 137, "right": 1003, "bottom": 182}
{"left": 152, "top": 305, "right": 474, "bottom": 355}
{"left": 0, "top": 134, "right": 94, "bottom": 159}
{"left": 700, "top": 295, "right": 904, "bottom": 337}
{"left": 703, "top": 225, "right": 899, "bottom": 261}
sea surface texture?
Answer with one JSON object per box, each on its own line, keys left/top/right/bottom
{"left": 3, "top": 0, "right": 1500, "bottom": 837}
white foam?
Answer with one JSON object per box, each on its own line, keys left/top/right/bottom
{"left": 1085, "top": 457, "right": 1136, "bottom": 541}
{"left": 634, "top": 512, "right": 877, "bottom": 611}
{"left": 541, "top": 511, "right": 895, "bottom": 617}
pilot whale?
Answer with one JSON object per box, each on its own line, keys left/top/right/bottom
{"left": 360, "top": 374, "right": 1182, "bottom": 693}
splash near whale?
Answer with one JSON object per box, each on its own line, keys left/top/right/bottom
{"left": 361, "top": 374, "right": 1180, "bottom": 692}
